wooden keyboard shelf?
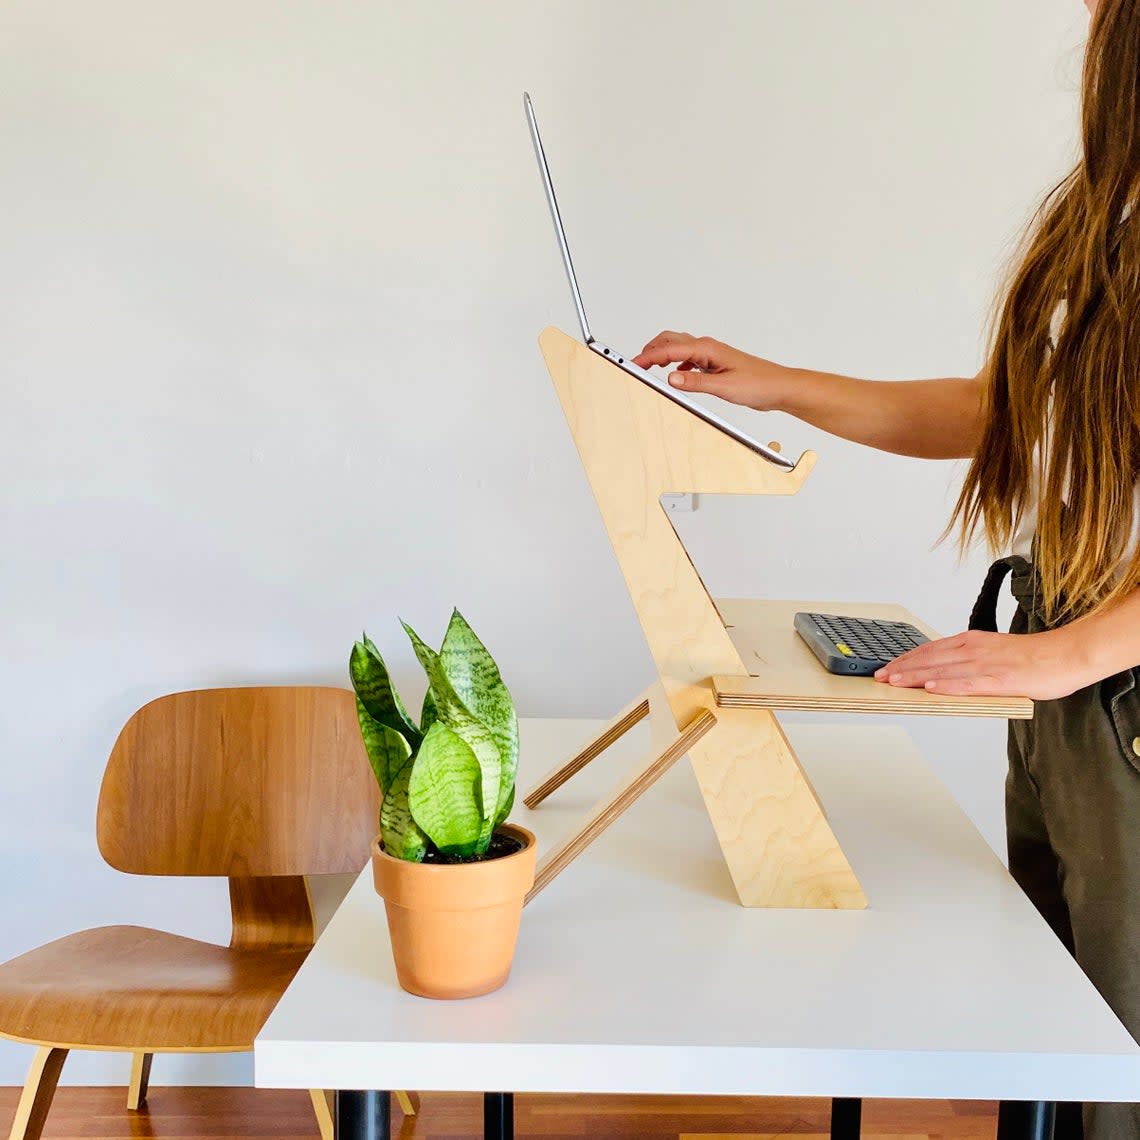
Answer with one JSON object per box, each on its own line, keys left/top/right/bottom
{"left": 714, "top": 598, "right": 1032, "bottom": 719}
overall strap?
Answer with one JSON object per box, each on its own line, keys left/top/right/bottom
{"left": 968, "top": 555, "right": 1035, "bottom": 632}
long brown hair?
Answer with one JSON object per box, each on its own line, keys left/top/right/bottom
{"left": 952, "top": 0, "right": 1140, "bottom": 624}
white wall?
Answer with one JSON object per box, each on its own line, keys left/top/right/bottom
{"left": 0, "top": 0, "right": 1084, "bottom": 1086}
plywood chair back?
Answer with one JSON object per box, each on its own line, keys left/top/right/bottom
{"left": 96, "top": 686, "right": 379, "bottom": 948}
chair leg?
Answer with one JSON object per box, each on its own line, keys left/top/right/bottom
{"left": 127, "top": 1052, "right": 153, "bottom": 1110}
{"left": 394, "top": 1091, "right": 418, "bottom": 1116}
{"left": 8, "top": 1047, "right": 68, "bottom": 1140}
{"left": 309, "top": 1090, "right": 335, "bottom": 1140}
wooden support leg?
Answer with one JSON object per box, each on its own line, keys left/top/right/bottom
{"left": 525, "top": 710, "right": 717, "bottom": 904}
{"left": 686, "top": 707, "right": 866, "bottom": 909}
{"left": 393, "top": 1092, "right": 417, "bottom": 1117}
{"left": 310, "top": 1089, "right": 335, "bottom": 1140}
{"left": 523, "top": 690, "right": 652, "bottom": 808}
{"left": 127, "top": 1052, "right": 153, "bottom": 1111}
{"left": 8, "top": 1047, "right": 68, "bottom": 1140}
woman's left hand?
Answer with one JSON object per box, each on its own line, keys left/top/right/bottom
{"left": 874, "top": 628, "right": 1090, "bottom": 701}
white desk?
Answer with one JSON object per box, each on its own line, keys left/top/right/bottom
{"left": 256, "top": 719, "right": 1140, "bottom": 1136}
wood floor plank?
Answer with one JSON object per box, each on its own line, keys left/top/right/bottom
{"left": 0, "top": 1086, "right": 999, "bottom": 1140}
{"left": 682, "top": 1133, "right": 937, "bottom": 1140}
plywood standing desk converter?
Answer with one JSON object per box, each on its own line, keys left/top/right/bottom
{"left": 254, "top": 718, "right": 1140, "bottom": 1140}
{"left": 523, "top": 327, "right": 1031, "bottom": 912}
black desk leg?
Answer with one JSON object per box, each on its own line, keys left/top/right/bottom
{"left": 831, "top": 1097, "right": 862, "bottom": 1140}
{"left": 484, "top": 1092, "right": 515, "bottom": 1140}
{"left": 334, "top": 1091, "right": 390, "bottom": 1140}
{"left": 997, "top": 1100, "right": 1056, "bottom": 1140}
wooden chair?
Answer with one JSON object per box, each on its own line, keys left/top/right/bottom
{"left": 0, "top": 686, "right": 416, "bottom": 1140}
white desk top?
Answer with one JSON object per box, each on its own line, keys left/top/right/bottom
{"left": 256, "top": 719, "right": 1140, "bottom": 1101}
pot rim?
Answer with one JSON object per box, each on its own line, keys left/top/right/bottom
{"left": 371, "top": 823, "right": 536, "bottom": 871}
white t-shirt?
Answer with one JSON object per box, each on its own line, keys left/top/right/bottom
{"left": 1011, "top": 485, "right": 1140, "bottom": 561}
{"left": 1008, "top": 300, "right": 1140, "bottom": 562}
{"left": 1009, "top": 301, "right": 1064, "bottom": 558}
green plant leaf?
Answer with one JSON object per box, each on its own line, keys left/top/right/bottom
{"left": 420, "top": 686, "right": 439, "bottom": 734}
{"left": 439, "top": 609, "right": 519, "bottom": 827}
{"left": 355, "top": 696, "right": 412, "bottom": 794}
{"left": 495, "top": 781, "right": 516, "bottom": 829}
{"left": 350, "top": 637, "right": 421, "bottom": 750}
{"left": 407, "top": 722, "right": 484, "bottom": 856}
{"left": 403, "top": 621, "right": 501, "bottom": 840}
{"left": 380, "top": 754, "right": 428, "bottom": 862}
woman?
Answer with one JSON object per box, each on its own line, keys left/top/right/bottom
{"left": 634, "top": 2, "right": 1137, "bottom": 1137}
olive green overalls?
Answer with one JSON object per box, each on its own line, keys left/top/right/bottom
{"left": 971, "top": 556, "right": 1140, "bottom": 1140}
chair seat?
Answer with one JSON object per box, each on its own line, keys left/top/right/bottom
{"left": 0, "top": 925, "right": 308, "bottom": 1051}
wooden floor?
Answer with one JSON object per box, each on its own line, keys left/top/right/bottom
{"left": 0, "top": 1086, "right": 999, "bottom": 1140}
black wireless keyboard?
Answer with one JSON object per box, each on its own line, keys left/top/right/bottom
{"left": 793, "top": 611, "right": 929, "bottom": 677}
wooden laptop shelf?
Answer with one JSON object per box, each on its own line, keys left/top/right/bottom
{"left": 524, "top": 327, "right": 1033, "bottom": 912}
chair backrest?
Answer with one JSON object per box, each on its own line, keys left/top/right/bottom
{"left": 97, "top": 686, "right": 380, "bottom": 877}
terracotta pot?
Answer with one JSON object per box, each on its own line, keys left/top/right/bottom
{"left": 371, "top": 824, "right": 537, "bottom": 999}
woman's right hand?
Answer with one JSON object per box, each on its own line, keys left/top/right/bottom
{"left": 632, "top": 331, "right": 796, "bottom": 413}
{"left": 635, "top": 330, "right": 986, "bottom": 461}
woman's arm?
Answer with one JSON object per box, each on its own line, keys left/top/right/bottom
{"left": 877, "top": 590, "right": 1140, "bottom": 699}
{"left": 776, "top": 371, "right": 983, "bottom": 460}
{"left": 633, "top": 331, "right": 985, "bottom": 460}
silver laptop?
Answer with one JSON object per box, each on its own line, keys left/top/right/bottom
{"left": 524, "top": 92, "right": 796, "bottom": 472}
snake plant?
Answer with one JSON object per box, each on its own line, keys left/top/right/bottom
{"left": 349, "top": 610, "right": 519, "bottom": 861}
